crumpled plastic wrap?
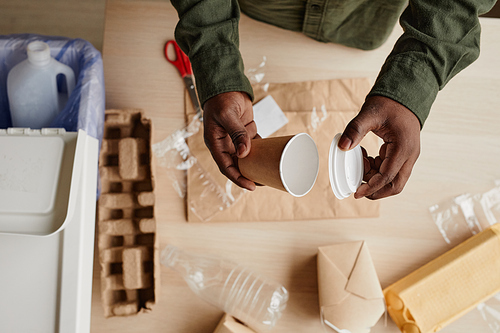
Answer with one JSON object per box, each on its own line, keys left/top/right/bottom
{"left": 430, "top": 193, "right": 485, "bottom": 245}
{"left": 152, "top": 116, "right": 246, "bottom": 222}
{"left": 153, "top": 113, "right": 248, "bottom": 222}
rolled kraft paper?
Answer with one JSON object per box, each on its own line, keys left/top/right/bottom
{"left": 239, "top": 135, "right": 293, "bottom": 192}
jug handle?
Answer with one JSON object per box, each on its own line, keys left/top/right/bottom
{"left": 55, "top": 64, "right": 76, "bottom": 113}
{"left": 58, "top": 65, "right": 76, "bottom": 97}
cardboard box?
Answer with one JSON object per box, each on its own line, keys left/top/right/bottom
{"left": 98, "top": 109, "right": 159, "bottom": 317}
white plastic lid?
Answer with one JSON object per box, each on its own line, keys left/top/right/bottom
{"left": 329, "top": 133, "right": 364, "bottom": 200}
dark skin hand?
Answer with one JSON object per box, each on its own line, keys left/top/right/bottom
{"left": 204, "top": 92, "right": 420, "bottom": 200}
{"left": 338, "top": 95, "right": 421, "bottom": 200}
{"left": 203, "top": 91, "right": 258, "bottom": 191}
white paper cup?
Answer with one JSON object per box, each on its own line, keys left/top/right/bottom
{"left": 239, "top": 133, "right": 319, "bottom": 197}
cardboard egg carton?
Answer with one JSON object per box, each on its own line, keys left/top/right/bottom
{"left": 98, "top": 109, "right": 159, "bottom": 317}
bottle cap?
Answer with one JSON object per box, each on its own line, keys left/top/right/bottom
{"left": 329, "top": 133, "right": 364, "bottom": 200}
{"left": 27, "top": 41, "right": 51, "bottom": 66}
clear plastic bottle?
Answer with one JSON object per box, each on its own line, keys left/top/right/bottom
{"left": 7, "top": 41, "right": 75, "bottom": 128}
{"left": 161, "top": 245, "right": 289, "bottom": 331}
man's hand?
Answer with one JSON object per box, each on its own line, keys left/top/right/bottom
{"left": 203, "top": 91, "right": 258, "bottom": 191}
{"left": 338, "top": 96, "right": 421, "bottom": 200}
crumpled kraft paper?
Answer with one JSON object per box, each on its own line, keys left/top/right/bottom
{"left": 185, "top": 78, "right": 380, "bottom": 222}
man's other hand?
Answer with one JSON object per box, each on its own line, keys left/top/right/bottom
{"left": 338, "top": 96, "right": 421, "bottom": 200}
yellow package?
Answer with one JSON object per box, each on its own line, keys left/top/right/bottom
{"left": 384, "top": 223, "right": 500, "bottom": 333}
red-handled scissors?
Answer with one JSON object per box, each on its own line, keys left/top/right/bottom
{"left": 164, "top": 40, "right": 202, "bottom": 120}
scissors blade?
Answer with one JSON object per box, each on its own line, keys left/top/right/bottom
{"left": 183, "top": 76, "right": 202, "bottom": 121}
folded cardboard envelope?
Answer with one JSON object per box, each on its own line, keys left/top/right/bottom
{"left": 185, "top": 78, "right": 380, "bottom": 222}
{"left": 317, "top": 241, "right": 385, "bottom": 333}
{"left": 213, "top": 314, "right": 257, "bottom": 333}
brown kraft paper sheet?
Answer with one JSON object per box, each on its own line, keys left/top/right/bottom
{"left": 185, "top": 78, "right": 380, "bottom": 222}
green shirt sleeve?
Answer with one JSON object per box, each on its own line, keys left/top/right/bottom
{"left": 367, "top": 0, "right": 497, "bottom": 127}
{"left": 170, "top": 0, "right": 254, "bottom": 108}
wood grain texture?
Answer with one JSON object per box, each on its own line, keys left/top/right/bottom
{"left": 0, "top": 0, "right": 106, "bottom": 51}
{"left": 94, "top": 1, "right": 500, "bottom": 332}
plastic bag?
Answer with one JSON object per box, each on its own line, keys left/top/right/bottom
{"left": 480, "top": 181, "right": 500, "bottom": 226}
{"left": 478, "top": 294, "right": 500, "bottom": 333}
{"left": 152, "top": 116, "right": 246, "bottom": 222}
{"left": 429, "top": 183, "right": 500, "bottom": 245}
{"left": 429, "top": 193, "right": 484, "bottom": 245}
{"left": 0, "top": 34, "right": 105, "bottom": 143}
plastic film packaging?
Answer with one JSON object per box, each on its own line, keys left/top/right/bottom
{"left": 480, "top": 180, "right": 500, "bottom": 226}
{"left": 247, "top": 55, "right": 329, "bottom": 135}
{"left": 246, "top": 55, "right": 267, "bottom": 86}
{"left": 478, "top": 294, "right": 500, "bottom": 333}
{"left": 429, "top": 193, "right": 485, "bottom": 245}
{"left": 152, "top": 116, "right": 201, "bottom": 198}
{"left": 429, "top": 182, "right": 500, "bottom": 245}
{"left": 309, "top": 104, "right": 329, "bottom": 132}
{"left": 152, "top": 116, "right": 245, "bottom": 222}
{"left": 187, "top": 160, "right": 246, "bottom": 222}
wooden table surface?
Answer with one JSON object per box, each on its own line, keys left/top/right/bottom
{"left": 92, "top": 1, "right": 500, "bottom": 332}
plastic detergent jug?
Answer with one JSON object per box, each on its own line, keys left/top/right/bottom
{"left": 7, "top": 41, "right": 75, "bottom": 128}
